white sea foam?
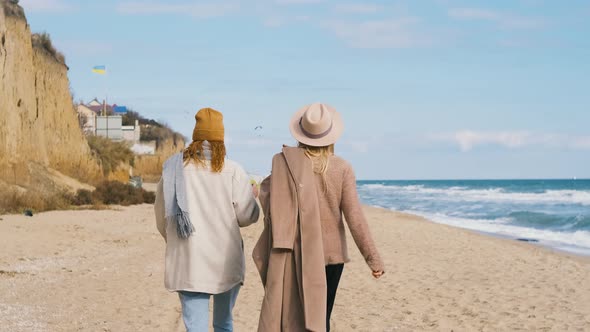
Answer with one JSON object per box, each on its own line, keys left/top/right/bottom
{"left": 359, "top": 184, "right": 590, "bottom": 206}
{"left": 402, "top": 210, "right": 590, "bottom": 255}
{"left": 360, "top": 182, "right": 590, "bottom": 254}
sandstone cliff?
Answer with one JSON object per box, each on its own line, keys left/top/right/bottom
{"left": 0, "top": 1, "right": 101, "bottom": 192}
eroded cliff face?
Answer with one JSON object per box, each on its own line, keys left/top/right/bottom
{"left": 0, "top": 3, "right": 101, "bottom": 190}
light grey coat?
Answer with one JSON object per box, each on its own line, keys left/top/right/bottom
{"left": 155, "top": 152, "right": 260, "bottom": 294}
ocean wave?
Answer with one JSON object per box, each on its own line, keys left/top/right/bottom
{"left": 507, "top": 211, "right": 590, "bottom": 231}
{"left": 402, "top": 210, "right": 590, "bottom": 254}
{"left": 358, "top": 184, "right": 590, "bottom": 206}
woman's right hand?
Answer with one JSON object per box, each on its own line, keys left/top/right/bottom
{"left": 372, "top": 270, "right": 384, "bottom": 279}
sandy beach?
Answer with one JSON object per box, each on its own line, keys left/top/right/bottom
{"left": 1, "top": 201, "right": 590, "bottom": 331}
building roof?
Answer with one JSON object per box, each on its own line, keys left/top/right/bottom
{"left": 88, "top": 98, "right": 102, "bottom": 106}
{"left": 87, "top": 104, "right": 114, "bottom": 114}
{"left": 82, "top": 100, "right": 127, "bottom": 115}
{"left": 113, "top": 105, "right": 128, "bottom": 114}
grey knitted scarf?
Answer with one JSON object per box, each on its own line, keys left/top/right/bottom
{"left": 162, "top": 152, "right": 194, "bottom": 238}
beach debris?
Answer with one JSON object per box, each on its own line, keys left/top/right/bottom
{"left": 23, "top": 209, "right": 33, "bottom": 217}
{"left": 516, "top": 238, "right": 539, "bottom": 243}
{"left": 0, "top": 270, "right": 25, "bottom": 277}
{"left": 129, "top": 176, "right": 143, "bottom": 188}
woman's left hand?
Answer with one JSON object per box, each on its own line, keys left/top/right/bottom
{"left": 252, "top": 184, "right": 259, "bottom": 199}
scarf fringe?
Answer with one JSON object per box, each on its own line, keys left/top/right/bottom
{"left": 168, "top": 210, "right": 194, "bottom": 239}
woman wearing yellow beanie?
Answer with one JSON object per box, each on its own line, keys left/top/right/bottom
{"left": 155, "top": 108, "right": 260, "bottom": 332}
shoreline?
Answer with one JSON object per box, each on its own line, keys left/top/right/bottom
{"left": 377, "top": 206, "right": 590, "bottom": 264}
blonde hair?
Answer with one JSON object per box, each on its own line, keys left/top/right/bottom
{"left": 183, "top": 140, "right": 226, "bottom": 173}
{"left": 298, "top": 142, "right": 334, "bottom": 192}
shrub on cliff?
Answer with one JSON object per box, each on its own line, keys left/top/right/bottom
{"left": 31, "top": 32, "right": 66, "bottom": 64}
{"left": 72, "top": 189, "right": 94, "bottom": 205}
{"left": 85, "top": 181, "right": 155, "bottom": 206}
{"left": 0, "top": 183, "right": 156, "bottom": 214}
{"left": 2, "top": 0, "right": 25, "bottom": 19}
{"left": 142, "top": 190, "right": 156, "bottom": 204}
{"left": 140, "top": 124, "right": 184, "bottom": 147}
{"left": 122, "top": 110, "right": 185, "bottom": 146}
{"left": 122, "top": 110, "right": 162, "bottom": 127}
{"left": 87, "top": 135, "right": 134, "bottom": 176}
{"left": 0, "top": 188, "right": 74, "bottom": 214}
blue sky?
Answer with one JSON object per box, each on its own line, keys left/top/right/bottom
{"left": 19, "top": 0, "right": 590, "bottom": 179}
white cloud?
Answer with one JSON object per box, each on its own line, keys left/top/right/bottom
{"left": 448, "top": 8, "right": 498, "bottom": 20}
{"left": 497, "top": 38, "right": 531, "bottom": 48}
{"left": 263, "top": 16, "right": 285, "bottom": 27}
{"left": 333, "top": 3, "right": 382, "bottom": 14}
{"left": 448, "top": 7, "right": 545, "bottom": 29}
{"left": 19, "top": 0, "right": 72, "bottom": 13}
{"left": 347, "top": 141, "right": 369, "bottom": 153}
{"left": 434, "top": 130, "right": 590, "bottom": 151}
{"left": 275, "top": 0, "right": 323, "bottom": 4}
{"left": 117, "top": 1, "right": 239, "bottom": 18}
{"left": 295, "top": 15, "right": 311, "bottom": 21}
{"left": 338, "top": 135, "right": 392, "bottom": 154}
{"left": 323, "top": 18, "right": 433, "bottom": 48}
{"left": 226, "top": 136, "right": 287, "bottom": 148}
{"left": 572, "top": 137, "right": 590, "bottom": 149}
{"left": 262, "top": 14, "right": 311, "bottom": 27}
{"left": 500, "top": 17, "right": 545, "bottom": 29}
{"left": 262, "top": 13, "right": 312, "bottom": 28}
{"left": 453, "top": 130, "right": 532, "bottom": 151}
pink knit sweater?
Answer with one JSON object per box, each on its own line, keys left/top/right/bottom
{"left": 315, "top": 155, "right": 384, "bottom": 272}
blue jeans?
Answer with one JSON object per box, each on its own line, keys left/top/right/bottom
{"left": 178, "top": 285, "right": 241, "bottom": 332}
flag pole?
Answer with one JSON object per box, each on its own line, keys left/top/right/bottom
{"left": 103, "top": 66, "right": 108, "bottom": 116}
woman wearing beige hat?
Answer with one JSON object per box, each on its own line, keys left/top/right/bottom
{"left": 155, "top": 108, "right": 260, "bottom": 332}
{"left": 253, "top": 103, "right": 384, "bottom": 332}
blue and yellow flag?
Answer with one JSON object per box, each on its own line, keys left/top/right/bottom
{"left": 92, "top": 65, "right": 106, "bottom": 74}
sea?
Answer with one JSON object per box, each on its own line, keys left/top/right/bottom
{"left": 356, "top": 179, "right": 590, "bottom": 256}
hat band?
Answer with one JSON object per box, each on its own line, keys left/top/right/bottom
{"left": 299, "top": 118, "right": 333, "bottom": 139}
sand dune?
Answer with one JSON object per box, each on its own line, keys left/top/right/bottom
{"left": 1, "top": 204, "right": 589, "bottom": 331}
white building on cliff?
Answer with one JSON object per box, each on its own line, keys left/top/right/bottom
{"left": 76, "top": 100, "right": 140, "bottom": 144}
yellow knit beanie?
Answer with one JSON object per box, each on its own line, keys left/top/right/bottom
{"left": 192, "top": 108, "right": 224, "bottom": 142}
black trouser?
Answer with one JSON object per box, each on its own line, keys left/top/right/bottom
{"left": 325, "top": 264, "right": 344, "bottom": 332}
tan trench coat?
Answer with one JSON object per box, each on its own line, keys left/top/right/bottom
{"left": 253, "top": 147, "right": 327, "bottom": 332}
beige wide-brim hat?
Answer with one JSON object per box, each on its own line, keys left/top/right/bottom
{"left": 289, "top": 103, "right": 343, "bottom": 147}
